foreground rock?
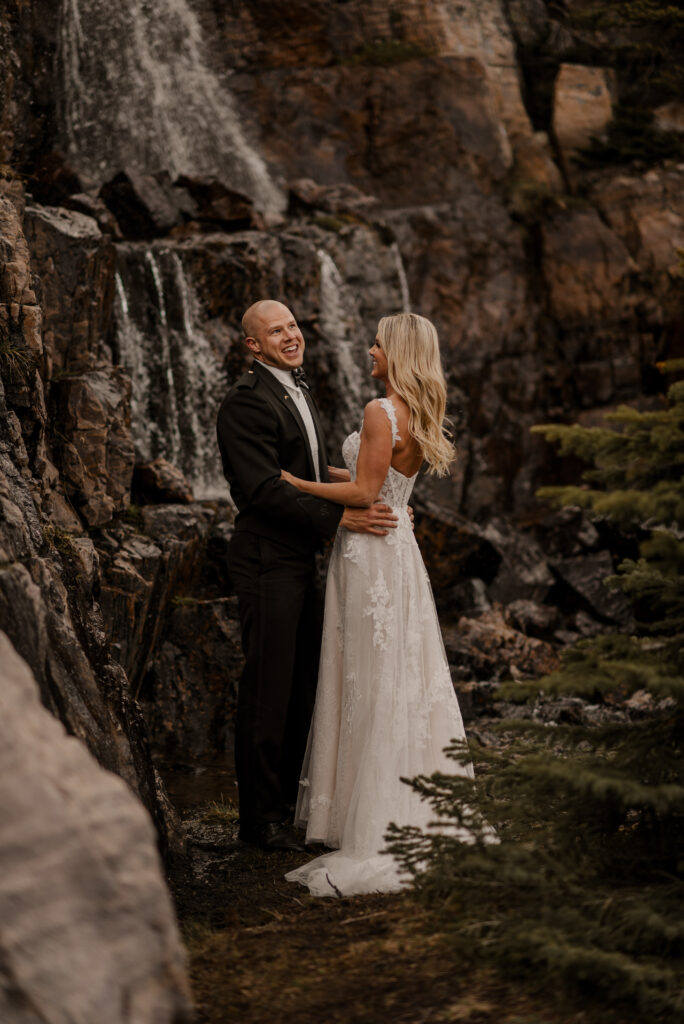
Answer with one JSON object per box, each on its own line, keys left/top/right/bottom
{"left": 0, "top": 631, "right": 192, "bottom": 1024}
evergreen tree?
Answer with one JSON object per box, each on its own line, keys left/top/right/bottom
{"left": 569, "top": 2, "right": 684, "bottom": 167}
{"left": 387, "top": 361, "right": 684, "bottom": 1019}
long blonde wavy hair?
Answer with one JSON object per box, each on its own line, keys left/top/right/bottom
{"left": 377, "top": 312, "right": 456, "bottom": 477}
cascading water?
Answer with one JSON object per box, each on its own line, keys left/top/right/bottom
{"left": 113, "top": 246, "right": 227, "bottom": 498}
{"left": 391, "top": 243, "right": 412, "bottom": 313}
{"left": 58, "top": 0, "right": 284, "bottom": 219}
{"left": 317, "top": 249, "right": 369, "bottom": 434}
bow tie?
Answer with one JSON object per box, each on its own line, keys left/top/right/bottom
{"left": 292, "top": 367, "right": 309, "bottom": 390}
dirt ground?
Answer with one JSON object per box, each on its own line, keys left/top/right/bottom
{"left": 163, "top": 781, "right": 645, "bottom": 1024}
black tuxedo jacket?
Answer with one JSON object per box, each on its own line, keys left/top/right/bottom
{"left": 216, "top": 360, "right": 343, "bottom": 555}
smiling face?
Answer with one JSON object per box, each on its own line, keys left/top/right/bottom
{"left": 369, "top": 336, "right": 388, "bottom": 381}
{"left": 244, "top": 301, "right": 305, "bottom": 371}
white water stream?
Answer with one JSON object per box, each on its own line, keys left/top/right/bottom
{"left": 113, "top": 248, "right": 227, "bottom": 498}
{"left": 317, "top": 249, "right": 369, "bottom": 431}
{"left": 392, "top": 242, "right": 412, "bottom": 313}
{"left": 58, "top": 0, "right": 284, "bottom": 218}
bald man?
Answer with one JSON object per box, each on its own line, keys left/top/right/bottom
{"left": 217, "top": 300, "right": 398, "bottom": 851}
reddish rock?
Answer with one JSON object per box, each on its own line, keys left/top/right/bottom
{"left": 541, "top": 207, "right": 634, "bottom": 325}
{"left": 133, "top": 458, "right": 194, "bottom": 505}
{"left": 22, "top": 203, "right": 114, "bottom": 374}
{"left": 553, "top": 64, "right": 615, "bottom": 183}
{"left": 56, "top": 367, "right": 135, "bottom": 526}
{"left": 444, "top": 607, "right": 559, "bottom": 682}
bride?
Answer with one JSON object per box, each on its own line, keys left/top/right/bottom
{"left": 282, "top": 312, "right": 474, "bottom": 897}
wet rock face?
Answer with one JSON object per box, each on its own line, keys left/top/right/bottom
{"left": 0, "top": 0, "right": 682, "bottom": 801}
{"left": 236, "top": 56, "right": 512, "bottom": 205}
{"left": 8, "top": 0, "right": 682, "bottom": 524}
{"left": 0, "top": 184, "right": 182, "bottom": 855}
{"left": 0, "top": 631, "right": 192, "bottom": 1024}
{"left": 55, "top": 367, "right": 135, "bottom": 525}
{"left": 140, "top": 595, "right": 242, "bottom": 757}
{"left": 22, "top": 204, "right": 114, "bottom": 374}
{"left": 91, "top": 502, "right": 240, "bottom": 759}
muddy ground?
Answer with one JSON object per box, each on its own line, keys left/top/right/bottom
{"left": 161, "top": 759, "right": 647, "bottom": 1024}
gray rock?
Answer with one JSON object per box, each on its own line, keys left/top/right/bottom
{"left": 100, "top": 170, "right": 185, "bottom": 239}
{"left": 550, "top": 551, "right": 632, "bottom": 625}
{"left": 0, "top": 631, "right": 192, "bottom": 1024}
{"left": 505, "top": 598, "right": 558, "bottom": 637}
{"left": 55, "top": 366, "right": 136, "bottom": 526}
{"left": 483, "top": 519, "right": 555, "bottom": 605}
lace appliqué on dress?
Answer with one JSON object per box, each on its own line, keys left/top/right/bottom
{"left": 363, "top": 569, "right": 392, "bottom": 651}
{"left": 286, "top": 405, "right": 480, "bottom": 897}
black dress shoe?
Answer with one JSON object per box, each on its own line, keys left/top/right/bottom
{"left": 239, "top": 821, "right": 306, "bottom": 852}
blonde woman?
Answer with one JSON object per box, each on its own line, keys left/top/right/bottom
{"left": 283, "top": 312, "right": 473, "bottom": 896}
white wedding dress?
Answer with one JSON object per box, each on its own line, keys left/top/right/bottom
{"left": 285, "top": 398, "right": 474, "bottom": 897}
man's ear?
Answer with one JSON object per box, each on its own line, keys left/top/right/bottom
{"left": 245, "top": 336, "right": 260, "bottom": 356}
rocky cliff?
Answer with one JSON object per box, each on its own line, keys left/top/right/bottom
{"left": 0, "top": 0, "right": 682, "bottom": 870}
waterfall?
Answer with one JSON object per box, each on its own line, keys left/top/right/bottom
{"left": 391, "top": 242, "right": 411, "bottom": 313}
{"left": 317, "top": 249, "right": 368, "bottom": 432}
{"left": 113, "top": 246, "right": 227, "bottom": 498}
{"left": 58, "top": 0, "right": 284, "bottom": 219}
{"left": 113, "top": 271, "right": 154, "bottom": 460}
{"left": 144, "top": 251, "right": 183, "bottom": 468}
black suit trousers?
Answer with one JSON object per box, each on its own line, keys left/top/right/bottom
{"left": 228, "top": 531, "right": 323, "bottom": 827}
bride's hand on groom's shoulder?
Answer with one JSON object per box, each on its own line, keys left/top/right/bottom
{"left": 341, "top": 503, "right": 398, "bottom": 536}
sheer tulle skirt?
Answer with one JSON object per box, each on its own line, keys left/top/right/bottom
{"left": 285, "top": 515, "right": 473, "bottom": 897}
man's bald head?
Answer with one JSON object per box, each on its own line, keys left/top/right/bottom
{"left": 242, "top": 300, "right": 292, "bottom": 341}
{"left": 241, "top": 300, "right": 305, "bottom": 371}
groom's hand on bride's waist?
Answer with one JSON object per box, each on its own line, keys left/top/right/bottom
{"left": 341, "top": 503, "right": 398, "bottom": 536}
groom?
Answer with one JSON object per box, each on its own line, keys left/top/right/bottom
{"left": 217, "top": 300, "right": 398, "bottom": 851}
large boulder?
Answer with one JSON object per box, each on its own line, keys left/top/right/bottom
{"left": 0, "top": 631, "right": 192, "bottom": 1024}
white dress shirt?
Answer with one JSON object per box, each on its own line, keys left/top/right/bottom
{"left": 260, "top": 362, "right": 321, "bottom": 482}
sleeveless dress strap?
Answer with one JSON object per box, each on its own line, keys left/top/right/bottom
{"left": 377, "top": 397, "right": 401, "bottom": 448}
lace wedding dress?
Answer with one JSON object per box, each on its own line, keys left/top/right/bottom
{"left": 285, "top": 398, "right": 473, "bottom": 897}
